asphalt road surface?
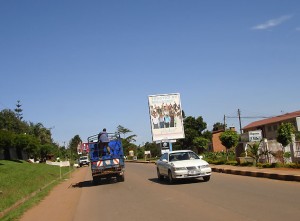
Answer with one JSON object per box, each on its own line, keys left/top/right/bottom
{"left": 21, "top": 162, "right": 300, "bottom": 221}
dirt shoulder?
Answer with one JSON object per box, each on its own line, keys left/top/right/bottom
{"left": 20, "top": 166, "right": 89, "bottom": 221}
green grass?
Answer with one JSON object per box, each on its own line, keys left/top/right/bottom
{"left": 0, "top": 160, "right": 72, "bottom": 220}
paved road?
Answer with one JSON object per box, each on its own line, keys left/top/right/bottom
{"left": 21, "top": 163, "right": 300, "bottom": 221}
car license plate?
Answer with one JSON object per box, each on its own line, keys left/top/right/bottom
{"left": 188, "top": 170, "right": 199, "bottom": 175}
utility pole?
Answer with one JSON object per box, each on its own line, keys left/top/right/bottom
{"left": 224, "top": 115, "right": 226, "bottom": 130}
{"left": 238, "top": 109, "right": 242, "bottom": 134}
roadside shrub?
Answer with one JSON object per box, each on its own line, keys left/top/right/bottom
{"left": 225, "top": 161, "right": 238, "bottom": 166}
{"left": 283, "top": 163, "right": 300, "bottom": 168}
{"left": 240, "top": 161, "right": 253, "bottom": 167}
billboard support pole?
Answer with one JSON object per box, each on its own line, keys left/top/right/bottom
{"left": 169, "top": 142, "right": 173, "bottom": 151}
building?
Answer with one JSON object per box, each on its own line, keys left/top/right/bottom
{"left": 242, "top": 110, "right": 300, "bottom": 163}
{"left": 243, "top": 110, "right": 300, "bottom": 140}
{"left": 211, "top": 129, "right": 226, "bottom": 152}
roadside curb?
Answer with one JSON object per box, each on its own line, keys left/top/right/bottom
{"left": 211, "top": 167, "right": 300, "bottom": 182}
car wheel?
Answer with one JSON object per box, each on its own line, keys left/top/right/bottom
{"left": 157, "top": 168, "right": 164, "bottom": 181}
{"left": 168, "top": 170, "right": 174, "bottom": 184}
{"left": 203, "top": 176, "right": 210, "bottom": 182}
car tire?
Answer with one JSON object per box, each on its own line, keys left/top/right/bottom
{"left": 203, "top": 176, "right": 210, "bottom": 182}
{"left": 157, "top": 168, "right": 164, "bottom": 181}
{"left": 168, "top": 170, "right": 174, "bottom": 184}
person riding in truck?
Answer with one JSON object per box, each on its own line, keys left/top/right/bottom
{"left": 98, "top": 128, "right": 110, "bottom": 156}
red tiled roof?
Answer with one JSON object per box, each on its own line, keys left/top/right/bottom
{"left": 243, "top": 110, "right": 300, "bottom": 130}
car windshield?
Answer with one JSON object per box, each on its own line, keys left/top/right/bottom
{"left": 80, "top": 156, "right": 87, "bottom": 160}
{"left": 169, "top": 152, "right": 200, "bottom": 162}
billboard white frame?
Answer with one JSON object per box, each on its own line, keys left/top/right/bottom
{"left": 148, "top": 93, "right": 185, "bottom": 142}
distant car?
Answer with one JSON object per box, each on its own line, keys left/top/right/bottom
{"left": 156, "top": 150, "right": 212, "bottom": 183}
{"left": 78, "top": 156, "right": 90, "bottom": 167}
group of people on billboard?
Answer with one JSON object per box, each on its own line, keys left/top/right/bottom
{"left": 150, "top": 102, "right": 182, "bottom": 130}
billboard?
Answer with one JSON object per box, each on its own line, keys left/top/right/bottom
{"left": 78, "top": 142, "right": 90, "bottom": 154}
{"left": 148, "top": 93, "right": 185, "bottom": 141}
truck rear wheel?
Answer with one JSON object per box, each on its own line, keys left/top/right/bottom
{"left": 93, "top": 176, "right": 101, "bottom": 185}
{"left": 117, "top": 174, "right": 125, "bottom": 182}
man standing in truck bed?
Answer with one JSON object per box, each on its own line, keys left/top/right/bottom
{"left": 98, "top": 128, "right": 110, "bottom": 156}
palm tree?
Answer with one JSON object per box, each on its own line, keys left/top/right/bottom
{"left": 246, "top": 141, "right": 262, "bottom": 166}
{"left": 117, "top": 125, "right": 132, "bottom": 138}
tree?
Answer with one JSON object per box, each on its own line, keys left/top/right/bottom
{"left": 192, "top": 137, "right": 209, "bottom": 154}
{"left": 0, "top": 130, "right": 15, "bottom": 159}
{"left": 14, "top": 100, "right": 23, "bottom": 120}
{"left": 213, "top": 122, "right": 225, "bottom": 131}
{"left": 277, "top": 122, "right": 295, "bottom": 147}
{"left": 219, "top": 130, "right": 239, "bottom": 161}
{"left": 277, "top": 122, "right": 295, "bottom": 163}
{"left": 246, "top": 141, "right": 262, "bottom": 166}
{"left": 28, "top": 122, "right": 52, "bottom": 144}
{"left": 69, "top": 135, "right": 82, "bottom": 160}
{"left": 117, "top": 125, "right": 132, "bottom": 138}
{"left": 144, "top": 142, "right": 160, "bottom": 158}
{"left": 0, "top": 109, "right": 28, "bottom": 134}
{"left": 184, "top": 116, "right": 207, "bottom": 134}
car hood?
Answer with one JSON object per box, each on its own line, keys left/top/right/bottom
{"left": 171, "top": 159, "right": 209, "bottom": 167}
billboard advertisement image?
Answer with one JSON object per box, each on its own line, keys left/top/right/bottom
{"left": 148, "top": 93, "right": 185, "bottom": 141}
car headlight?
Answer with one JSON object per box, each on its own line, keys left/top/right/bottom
{"left": 174, "top": 167, "right": 186, "bottom": 171}
{"left": 199, "top": 164, "right": 210, "bottom": 169}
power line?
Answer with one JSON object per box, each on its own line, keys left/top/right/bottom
{"left": 224, "top": 109, "right": 273, "bottom": 134}
{"left": 226, "top": 116, "right": 270, "bottom": 119}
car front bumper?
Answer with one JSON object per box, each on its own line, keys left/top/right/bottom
{"left": 173, "top": 168, "right": 212, "bottom": 179}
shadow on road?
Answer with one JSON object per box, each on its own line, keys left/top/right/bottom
{"left": 148, "top": 178, "right": 205, "bottom": 185}
{"left": 70, "top": 178, "right": 121, "bottom": 188}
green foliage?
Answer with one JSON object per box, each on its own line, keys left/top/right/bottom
{"left": 225, "top": 161, "right": 239, "bottom": 166}
{"left": 219, "top": 130, "right": 239, "bottom": 150}
{"left": 0, "top": 107, "right": 56, "bottom": 160}
{"left": 295, "top": 131, "right": 300, "bottom": 141}
{"left": 0, "top": 109, "right": 28, "bottom": 134}
{"left": 28, "top": 122, "right": 52, "bottom": 145}
{"left": 144, "top": 142, "right": 160, "bottom": 158}
{"left": 117, "top": 125, "right": 132, "bottom": 138}
{"left": 203, "top": 151, "right": 236, "bottom": 164}
{"left": 69, "top": 135, "right": 82, "bottom": 160}
{"left": 213, "top": 122, "right": 225, "bottom": 131}
{"left": 0, "top": 130, "right": 15, "bottom": 150}
{"left": 184, "top": 116, "right": 207, "bottom": 134}
{"left": 14, "top": 100, "right": 23, "bottom": 120}
{"left": 192, "top": 137, "right": 209, "bottom": 154}
{"left": 219, "top": 130, "right": 239, "bottom": 161}
{"left": 277, "top": 122, "right": 295, "bottom": 147}
{"left": 246, "top": 141, "right": 262, "bottom": 165}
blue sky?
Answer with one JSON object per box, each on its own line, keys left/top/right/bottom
{"left": 1, "top": 0, "right": 300, "bottom": 146}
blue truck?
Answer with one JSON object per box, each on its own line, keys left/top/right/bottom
{"left": 88, "top": 132, "right": 125, "bottom": 184}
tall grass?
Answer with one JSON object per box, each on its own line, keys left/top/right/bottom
{"left": 0, "top": 160, "right": 71, "bottom": 217}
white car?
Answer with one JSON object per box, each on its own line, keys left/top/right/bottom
{"left": 156, "top": 150, "right": 212, "bottom": 183}
{"left": 78, "top": 156, "right": 90, "bottom": 167}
